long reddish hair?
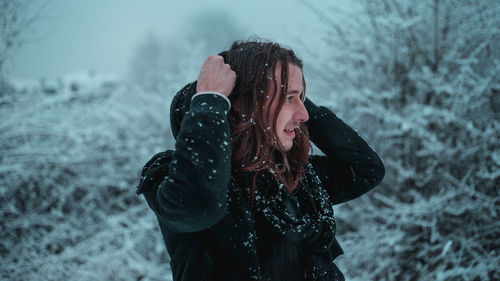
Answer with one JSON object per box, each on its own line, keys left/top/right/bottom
{"left": 219, "top": 41, "right": 310, "bottom": 199}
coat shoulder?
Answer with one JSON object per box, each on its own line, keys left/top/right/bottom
{"left": 136, "top": 150, "right": 175, "bottom": 194}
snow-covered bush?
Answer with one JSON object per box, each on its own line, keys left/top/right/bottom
{"left": 0, "top": 73, "right": 176, "bottom": 280}
{"left": 304, "top": 0, "right": 499, "bottom": 280}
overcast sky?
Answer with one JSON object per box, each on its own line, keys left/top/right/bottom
{"left": 6, "top": 0, "right": 353, "bottom": 80}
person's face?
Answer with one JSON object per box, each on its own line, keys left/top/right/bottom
{"left": 269, "top": 63, "right": 309, "bottom": 151}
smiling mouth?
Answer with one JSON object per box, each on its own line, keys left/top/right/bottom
{"left": 284, "top": 128, "right": 296, "bottom": 137}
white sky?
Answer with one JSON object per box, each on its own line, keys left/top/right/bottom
{"left": 7, "top": 0, "right": 356, "bottom": 80}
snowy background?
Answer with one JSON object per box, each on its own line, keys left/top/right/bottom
{"left": 1, "top": 0, "right": 499, "bottom": 280}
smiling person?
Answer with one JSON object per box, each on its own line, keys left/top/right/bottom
{"left": 137, "top": 40, "right": 385, "bottom": 281}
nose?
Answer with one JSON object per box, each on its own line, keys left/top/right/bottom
{"left": 295, "top": 101, "right": 309, "bottom": 123}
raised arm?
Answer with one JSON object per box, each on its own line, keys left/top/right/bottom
{"left": 137, "top": 56, "right": 236, "bottom": 232}
{"left": 305, "top": 98, "right": 385, "bottom": 205}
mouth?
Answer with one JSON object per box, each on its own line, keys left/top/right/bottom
{"left": 284, "top": 128, "right": 296, "bottom": 138}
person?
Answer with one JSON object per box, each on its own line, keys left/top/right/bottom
{"left": 137, "top": 40, "right": 385, "bottom": 281}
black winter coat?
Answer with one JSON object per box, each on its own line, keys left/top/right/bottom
{"left": 137, "top": 92, "right": 385, "bottom": 281}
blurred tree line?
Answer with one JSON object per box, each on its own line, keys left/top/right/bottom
{"left": 127, "top": 11, "right": 245, "bottom": 93}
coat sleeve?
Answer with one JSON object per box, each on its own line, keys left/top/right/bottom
{"left": 305, "top": 98, "right": 385, "bottom": 205}
{"left": 137, "top": 93, "right": 231, "bottom": 233}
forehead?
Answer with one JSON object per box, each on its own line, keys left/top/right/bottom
{"left": 273, "top": 62, "right": 303, "bottom": 90}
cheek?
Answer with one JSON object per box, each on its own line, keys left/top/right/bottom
{"left": 276, "top": 120, "right": 291, "bottom": 141}
{"left": 276, "top": 112, "right": 287, "bottom": 129}
{"left": 264, "top": 101, "right": 278, "bottom": 125}
{"left": 277, "top": 108, "right": 293, "bottom": 125}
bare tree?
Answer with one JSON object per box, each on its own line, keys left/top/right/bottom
{"left": 0, "top": 0, "right": 50, "bottom": 79}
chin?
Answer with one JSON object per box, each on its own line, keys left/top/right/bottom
{"left": 283, "top": 143, "right": 293, "bottom": 151}
{"left": 278, "top": 136, "right": 294, "bottom": 151}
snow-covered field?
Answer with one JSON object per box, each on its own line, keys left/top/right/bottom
{"left": 1, "top": 65, "right": 498, "bottom": 280}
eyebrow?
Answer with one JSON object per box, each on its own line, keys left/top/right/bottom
{"left": 286, "top": 90, "right": 302, "bottom": 95}
{"left": 286, "top": 89, "right": 306, "bottom": 102}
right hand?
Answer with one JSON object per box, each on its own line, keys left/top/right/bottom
{"left": 196, "top": 55, "right": 236, "bottom": 97}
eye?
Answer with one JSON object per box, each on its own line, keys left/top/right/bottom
{"left": 285, "top": 96, "right": 293, "bottom": 103}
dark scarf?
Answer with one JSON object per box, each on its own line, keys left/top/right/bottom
{"left": 250, "top": 163, "right": 344, "bottom": 281}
